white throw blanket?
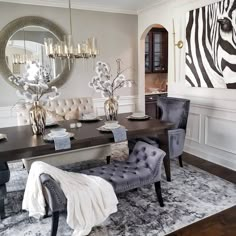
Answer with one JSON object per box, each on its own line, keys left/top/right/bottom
{"left": 22, "top": 161, "right": 118, "bottom": 236}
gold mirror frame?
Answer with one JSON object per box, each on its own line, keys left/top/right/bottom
{"left": 0, "top": 16, "right": 71, "bottom": 90}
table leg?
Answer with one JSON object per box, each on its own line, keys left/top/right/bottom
{"left": 0, "top": 162, "right": 10, "bottom": 219}
{"left": 159, "top": 132, "right": 171, "bottom": 182}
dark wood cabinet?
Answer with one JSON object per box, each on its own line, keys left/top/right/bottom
{"left": 145, "top": 28, "right": 168, "bottom": 73}
{"left": 145, "top": 93, "right": 167, "bottom": 118}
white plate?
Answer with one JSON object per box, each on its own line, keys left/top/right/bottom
{"left": 131, "top": 112, "right": 146, "bottom": 118}
{"left": 45, "top": 121, "right": 58, "bottom": 127}
{"left": 79, "top": 117, "right": 102, "bottom": 122}
{"left": 97, "top": 125, "right": 124, "bottom": 132}
{"left": 103, "top": 124, "right": 120, "bottom": 130}
{"left": 128, "top": 115, "right": 150, "bottom": 120}
{"left": 44, "top": 132, "right": 74, "bottom": 141}
{"left": 48, "top": 132, "right": 68, "bottom": 138}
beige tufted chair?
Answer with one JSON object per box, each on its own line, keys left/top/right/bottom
{"left": 16, "top": 97, "right": 111, "bottom": 171}
{"left": 16, "top": 97, "right": 95, "bottom": 125}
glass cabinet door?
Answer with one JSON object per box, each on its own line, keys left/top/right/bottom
{"left": 145, "top": 33, "right": 152, "bottom": 73}
{"left": 145, "top": 28, "right": 168, "bottom": 74}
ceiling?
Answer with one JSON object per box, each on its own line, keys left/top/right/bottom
{"left": 0, "top": 0, "right": 167, "bottom": 14}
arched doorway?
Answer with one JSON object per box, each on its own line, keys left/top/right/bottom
{"left": 138, "top": 24, "right": 169, "bottom": 115}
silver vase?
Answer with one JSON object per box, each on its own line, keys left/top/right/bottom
{"left": 29, "top": 101, "right": 46, "bottom": 135}
{"left": 104, "top": 97, "right": 119, "bottom": 121}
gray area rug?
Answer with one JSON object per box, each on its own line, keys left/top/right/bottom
{"left": 1, "top": 143, "right": 236, "bottom": 236}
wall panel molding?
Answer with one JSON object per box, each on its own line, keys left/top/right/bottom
{"left": 185, "top": 112, "right": 201, "bottom": 144}
{"left": 204, "top": 115, "right": 236, "bottom": 155}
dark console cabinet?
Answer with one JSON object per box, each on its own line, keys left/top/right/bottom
{"left": 145, "top": 94, "right": 167, "bottom": 118}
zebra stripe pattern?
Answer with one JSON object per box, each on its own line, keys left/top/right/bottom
{"left": 185, "top": 0, "right": 236, "bottom": 89}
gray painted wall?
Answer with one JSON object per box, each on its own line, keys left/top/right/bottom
{"left": 0, "top": 2, "right": 138, "bottom": 106}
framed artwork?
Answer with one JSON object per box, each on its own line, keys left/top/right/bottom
{"left": 185, "top": 0, "right": 236, "bottom": 89}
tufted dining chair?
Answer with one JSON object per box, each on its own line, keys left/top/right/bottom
{"left": 39, "top": 141, "right": 166, "bottom": 236}
{"left": 129, "top": 97, "right": 190, "bottom": 167}
{"left": 16, "top": 97, "right": 111, "bottom": 171}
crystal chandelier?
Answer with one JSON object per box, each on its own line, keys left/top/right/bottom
{"left": 44, "top": 0, "right": 98, "bottom": 64}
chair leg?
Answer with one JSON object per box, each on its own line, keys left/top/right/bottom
{"left": 106, "top": 156, "right": 111, "bottom": 164}
{"left": 51, "top": 211, "right": 60, "bottom": 236}
{"left": 43, "top": 203, "right": 50, "bottom": 218}
{"left": 0, "top": 184, "right": 6, "bottom": 220}
{"left": 178, "top": 155, "right": 183, "bottom": 167}
{"left": 154, "top": 182, "right": 164, "bottom": 207}
{"left": 0, "top": 197, "right": 5, "bottom": 219}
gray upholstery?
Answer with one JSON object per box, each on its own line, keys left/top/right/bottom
{"left": 39, "top": 142, "right": 166, "bottom": 235}
{"left": 0, "top": 162, "right": 10, "bottom": 185}
{"left": 129, "top": 97, "right": 190, "bottom": 163}
{"left": 40, "top": 174, "right": 67, "bottom": 213}
{"left": 0, "top": 162, "right": 10, "bottom": 219}
{"left": 81, "top": 141, "right": 165, "bottom": 193}
{"left": 158, "top": 97, "right": 190, "bottom": 130}
{"left": 168, "top": 129, "right": 186, "bottom": 159}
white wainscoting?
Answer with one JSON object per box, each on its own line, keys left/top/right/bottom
{"left": 184, "top": 97, "right": 236, "bottom": 171}
{"left": 0, "top": 96, "right": 138, "bottom": 128}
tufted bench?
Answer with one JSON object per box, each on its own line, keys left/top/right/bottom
{"left": 39, "top": 141, "right": 166, "bottom": 236}
{"left": 16, "top": 97, "right": 95, "bottom": 125}
{"left": 16, "top": 97, "right": 111, "bottom": 171}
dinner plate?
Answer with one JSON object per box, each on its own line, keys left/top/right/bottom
{"left": 103, "top": 124, "right": 120, "bottom": 129}
{"left": 97, "top": 125, "right": 124, "bottom": 132}
{"left": 131, "top": 112, "right": 146, "bottom": 118}
{"left": 48, "top": 132, "right": 68, "bottom": 138}
{"left": 43, "top": 132, "right": 74, "bottom": 142}
{"left": 127, "top": 115, "right": 150, "bottom": 120}
{"left": 45, "top": 121, "right": 58, "bottom": 127}
{"left": 78, "top": 117, "right": 102, "bottom": 122}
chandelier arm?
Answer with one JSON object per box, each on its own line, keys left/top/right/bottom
{"left": 23, "top": 27, "right": 26, "bottom": 63}
{"left": 69, "top": 0, "right": 73, "bottom": 36}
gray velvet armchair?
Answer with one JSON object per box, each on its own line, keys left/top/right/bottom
{"left": 129, "top": 97, "right": 190, "bottom": 167}
{"left": 39, "top": 141, "right": 166, "bottom": 236}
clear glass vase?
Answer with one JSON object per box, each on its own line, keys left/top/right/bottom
{"left": 29, "top": 101, "right": 46, "bottom": 135}
{"left": 104, "top": 97, "right": 119, "bottom": 121}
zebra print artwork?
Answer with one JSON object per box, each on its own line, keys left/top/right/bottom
{"left": 185, "top": 0, "right": 236, "bottom": 89}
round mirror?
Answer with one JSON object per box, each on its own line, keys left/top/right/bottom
{"left": 0, "top": 16, "right": 71, "bottom": 89}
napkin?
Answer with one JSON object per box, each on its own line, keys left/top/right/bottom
{"left": 111, "top": 127, "right": 127, "bottom": 143}
{"left": 53, "top": 135, "right": 71, "bottom": 151}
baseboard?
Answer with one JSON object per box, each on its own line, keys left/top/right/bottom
{"left": 184, "top": 144, "right": 236, "bottom": 171}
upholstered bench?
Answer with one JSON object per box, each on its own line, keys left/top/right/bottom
{"left": 16, "top": 97, "right": 111, "bottom": 171}
{"left": 39, "top": 141, "right": 166, "bottom": 236}
{"left": 0, "top": 162, "right": 10, "bottom": 219}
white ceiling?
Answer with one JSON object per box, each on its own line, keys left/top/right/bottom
{"left": 0, "top": 0, "right": 167, "bottom": 14}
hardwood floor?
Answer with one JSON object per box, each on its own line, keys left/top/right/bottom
{"left": 167, "top": 153, "right": 236, "bottom": 236}
{"left": 166, "top": 206, "right": 236, "bottom": 236}
{"left": 182, "top": 153, "right": 236, "bottom": 184}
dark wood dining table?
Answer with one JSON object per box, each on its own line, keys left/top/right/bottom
{"left": 0, "top": 113, "right": 174, "bottom": 181}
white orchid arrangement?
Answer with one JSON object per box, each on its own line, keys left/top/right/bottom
{"left": 89, "top": 59, "right": 133, "bottom": 98}
{"left": 8, "top": 62, "right": 60, "bottom": 103}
